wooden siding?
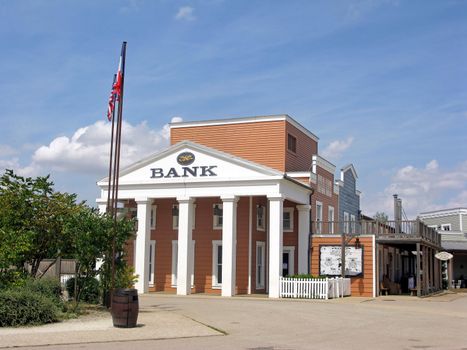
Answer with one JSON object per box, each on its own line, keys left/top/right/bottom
{"left": 171, "top": 120, "right": 287, "bottom": 172}
{"left": 311, "top": 236, "right": 374, "bottom": 297}
{"left": 285, "top": 122, "right": 318, "bottom": 172}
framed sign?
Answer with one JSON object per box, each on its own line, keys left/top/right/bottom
{"left": 319, "top": 245, "right": 363, "bottom": 277}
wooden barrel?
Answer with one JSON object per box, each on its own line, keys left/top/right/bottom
{"left": 111, "top": 288, "right": 139, "bottom": 328}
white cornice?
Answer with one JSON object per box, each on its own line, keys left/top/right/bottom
{"left": 312, "top": 154, "right": 336, "bottom": 175}
{"left": 286, "top": 171, "right": 311, "bottom": 178}
{"left": 419, "top": 208, "right": 467, "bottom": 219}
{"left": 170, "top": 114, "right": 319, "bottom": 142}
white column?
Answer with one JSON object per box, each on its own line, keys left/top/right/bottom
{"left": 177, "top": 197, "right": 194, "bottom": 295}
{"left": 96, "top": 199, "right": 107, "bottom": 214}
{"left": 221, "top": 195, "right": 239, "bottom": 297}
{"left": 297, "top": 204, "right": 311, "bottom": 275}
{"left": 268, "top": 195, "right": 284, "bottom": 298}
{"left": 134, "top": 198, "right": 151, "bottom": 294}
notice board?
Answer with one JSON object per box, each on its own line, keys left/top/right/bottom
{"left": 319, "top": 245, "right": 363, "bottom": 276}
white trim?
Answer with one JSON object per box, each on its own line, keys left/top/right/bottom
{"left": 419, "top": 208, "right": 467, "bottom": 219}
{"left": 248, "top": 197, "right": 252, "bottom": 294}
{"left": 328, "top": 206, "right": 335, "bottom": 234}
{"left": 169, "top": 114, "right": 319, "bottom": 142}
{"left": 282, "top": 246, "right": 295, "bottom": 276}
{"left": 286, "top": 171, "right": 311, "bottom": 178}
{"left": 372, "top": 235, "right": 376, "bottom": 298}
{"left": 283, "top": 207, "right": 294, "bottom": 232}
{"left": 171, "top": 240, "right": 195, "bottom": 288}
{"left": 316, "top": 201, "right": 323, "bottom": 234}
{"left": 312, "top": 154, "right": 336, "bottom": 175}
{"left": 256, "top": 241, "right": 266, "bottom": 289}
{"left": 344, "top": 212, "right": 350, "bottom": 234}
{"left": 340, "top": 163, "right": 358, "bottom": 181}
{"left": 212, "top": 240, "right": 223, "bottom": 289}
{"left": 148, "top": 240, "right": 156, "bottom": 286}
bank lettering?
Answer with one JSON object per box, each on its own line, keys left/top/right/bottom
{"left": 150, "top": 166, "right": 218, "bottom": 179}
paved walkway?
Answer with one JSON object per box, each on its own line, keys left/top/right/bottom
{"left": 2, "top": 291, "right": 467, "bottom": 349}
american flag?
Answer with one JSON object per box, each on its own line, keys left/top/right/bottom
{"left": 107, "top": 54, "right": 123, "bottom": 121}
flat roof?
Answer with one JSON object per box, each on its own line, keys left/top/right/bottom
{"left": 170, "top": 114, "right": 319, "bottom": 142}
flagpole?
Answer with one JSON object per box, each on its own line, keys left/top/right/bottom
{"left": 111, "top": 41, "right": 127, "bottom": 298}
{"left": 106, "top": 74, "right": 117, "bottom": 214}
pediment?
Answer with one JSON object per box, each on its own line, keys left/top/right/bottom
{"left": 100, "top": 141, "right": 283, "bottom": 185}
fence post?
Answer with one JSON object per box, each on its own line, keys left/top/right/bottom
{"left": 325, "top": 278, "right": 329, "bottom": 300}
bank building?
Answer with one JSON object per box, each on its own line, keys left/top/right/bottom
{"left": 96, "top": 115, "right": 443, "bottom": 298}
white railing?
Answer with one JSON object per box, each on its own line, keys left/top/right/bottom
{"left": 279, "top": 277, "right": 351, "bottom": 299}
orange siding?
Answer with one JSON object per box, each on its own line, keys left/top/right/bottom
{"left": 171, "top": 120, "right": 287, "bottom": 172}
{"left": 285, "top": 122, "right": 318, "bottom": 172}
{"left": 311, "top": 236, "right": 374, "bottom": 297}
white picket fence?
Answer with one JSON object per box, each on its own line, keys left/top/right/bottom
{"left": 279, "top": 277, "right": 351, "bottom": 299}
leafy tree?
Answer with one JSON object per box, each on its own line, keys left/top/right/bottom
{"left": 0, "top": 169, "right": 81, "bottom": 280}
{"left": 373, "top": 211, "right": 389, "bottom": 223}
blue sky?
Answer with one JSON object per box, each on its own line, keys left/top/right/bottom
{"left": 0, "top": 0, "right": 466, "bottom": 217}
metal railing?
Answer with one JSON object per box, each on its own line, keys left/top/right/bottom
{"left": 311, "top": 220, "right": 441, "bottom": 245}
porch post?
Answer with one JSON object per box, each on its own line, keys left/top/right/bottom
{"left": 221, "top": 195, "right": 239, "bottom": 297}
{"left": 268, "top": 195, "right": 284, "bottom": 298}
{"left": 177, "top": 197, "right": 194, "bottom": 295}
{"left": 416, "top": 242, "right": 421, "bottom": 297}
{"left": 134, "top": 198, "right": 151, "bottom": 293}
{"left": 297, "top": 204, "right": 311, "bottom": 274}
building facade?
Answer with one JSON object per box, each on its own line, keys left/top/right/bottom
{"left": 97, "top": 115, "right": 339, "bottom": 297}
{"left": 419, "top": 208, "right": 467, "bottom": 287}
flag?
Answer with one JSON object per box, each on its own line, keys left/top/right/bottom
{"left": 106, "top": 52, "right": 123, "bottom": 121}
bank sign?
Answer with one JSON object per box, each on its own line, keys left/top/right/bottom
{"left": 150, "top": 152, "right": 218, "bottom": 179}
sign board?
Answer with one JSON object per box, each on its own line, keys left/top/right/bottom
{"left": 435, "top": 251, "right": 453, "bottom": 261}
{"left": 319, "top": 245, "right": 363, "bottom": 276}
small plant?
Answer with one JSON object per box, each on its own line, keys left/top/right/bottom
{"left": 115, "top": 265, "right": 139, "bottom": 289}
{"left": 286, "top": 274, "right": 327, "bottom": 279}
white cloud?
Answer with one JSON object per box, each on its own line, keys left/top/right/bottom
{"left": 175, "top": 6, "right": 196, "bottom": 21}
{"left": 321, "top": 136, "right": 354, "bottom": 161}
{"left": 0, "top": 117, "right": 183, "bottom": 179}
{"left": 362, "top": 159, "right": 467, "bottom": 218}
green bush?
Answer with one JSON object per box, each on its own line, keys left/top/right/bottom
{"left": 23, "top": 277, "right": 62, "bottom": 305}
{"left": 0, "top": 288, "right": 59, "bottom": 327}
{"left": 66, "top": 277, "right": 100, "bottom": 304}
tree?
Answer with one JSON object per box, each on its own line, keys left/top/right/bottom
{"left": 373, "top": 211, "right": 389, "bottom": 223}
{"left": 0, "top": 169, "right": 81, "bottom": 280}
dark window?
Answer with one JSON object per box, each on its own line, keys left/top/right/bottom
{"left": 287, "top": 134, "right": 297, "bottom": 153}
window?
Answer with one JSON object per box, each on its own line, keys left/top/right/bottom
{"left": 212, "top": 240, "right": 222, "bottom": 288}
{"left": 172, "top": 204, "right": 196, "bottom": 230}
{"left": 150, "top": 205, "right": 157, "bottom": 229}
{"left": 256, "top": 241, "right": 265, "bottom": 289}
{"left": 171, "top": 240, "right": 195, "bottom": 287}
{"left": 441, "top": 224, "right": 451, "bottom": 231}
{"left": 316, "top": 202, "right": 323, "bottom": 234}
{"left": 283, "top": 207, "right": 294, "bottom": 232}
{"left": 344, "top": 212, "right": 350, "bottom": 234}
{"left": 213, "top": 204, "right": 223, "bottom": 230}
{"left": 257, "top": 205, "right": 266, "bottom": 231}
{"left": 317, "top": 175, "right": 332, "bottom": 197}
{"left": 350, "top": 214, "right": 356, "bottom": 234}
{"left": 148, "top": 240, "right": 156, "bottom": 286}
{"left": 287, "top": 133, "right": 297, "bottom": 153}
{"left": 328, "top": 206, "right": 335, "bottom": 234}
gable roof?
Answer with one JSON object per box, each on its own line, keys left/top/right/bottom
{"left": 98, "top": 140, "right": 284, "bottom": 184}
{"left": 341, "top": 163, "right": 358, "bottom": 181}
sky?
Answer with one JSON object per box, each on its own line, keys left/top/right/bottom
{"left": 0, "top": 0, "right": 466, "bottom": 218}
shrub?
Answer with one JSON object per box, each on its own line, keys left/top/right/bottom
{"left": 287, "top": 274, "right": 327, "bottom": 279}
{"left": 66, "top": 277, "right": 100, "bottom": 304}
{"left": 23, "top": 277, "right": 62, "bottom": 305}
{"left": 0, "top": 288, "right": 59, "bottom": 327}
